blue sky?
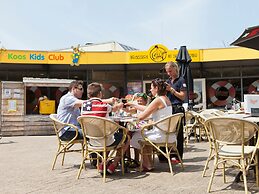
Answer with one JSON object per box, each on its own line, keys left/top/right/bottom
{"left": 1, "top": 0, "right": 259, "bottom": 51}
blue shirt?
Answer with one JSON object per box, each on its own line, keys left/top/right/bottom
{"left": 166, "top": 77, "right": 187, "bottom": 105}
{"left": 57, "top": 92, "right": 81, "bottom": 135}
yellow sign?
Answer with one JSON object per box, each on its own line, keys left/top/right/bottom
{"left": 129, "top": 44, "right": 200, "bottom": 63}
{"left": 129, "top": 44, "right": 171, "bottom": 63}
{"left": 0, "top": 45, "right": 201, "bottom": 65}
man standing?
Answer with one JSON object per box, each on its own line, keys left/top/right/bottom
{"left": 57, "top": 80, "right": 85, "bottom": 141}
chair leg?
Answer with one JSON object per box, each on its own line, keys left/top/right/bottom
{"left": 103, "top": 151, "right": 107, "bottom": 183}
{"left": 52, "top": 144, "right": 61, "bottom": 170}
{"left": 185, "top": 127, "right": 189, "bottom": 146}
{"left": 165, "top": 146, "right": 174, "bottom": 175}
{"left": 121, "top": 147, "right": 124, "bottom": 175}
{"left": 81, "top": 143, "right": 85, "bottom": 170}
{"left": 77, "top": 147, "right": 88, "bottom": 179}
{"left": 194, "top": 128, "right": 198, "bottom": 143}
{"left": 152, "top": 148, "right": 155, "bottom": 166}
{"left": 255, "top": 153, "right": 259, "bottom": 186}
{"left": 207, "top": 157, "right": 218, "bottom": 193}
{"left": 223, "top": 161, "right": 226, "bottom": 183}
{"left": 175, "top": 148, "right": 184, "bottom": 169}
{"left": 61, "top": 149, "right": 66, "bottom": 166}
{"left": 241, "top": 160, "right": 248, "bottom": 194}
{"left": 202, "top": 147, "right": 213, "bottom": 177}
{"left": 77, "top": 157, "right": 85, "bottom": 179}
{"left": 140, "top": 145, "right": 144, "bottom": 172}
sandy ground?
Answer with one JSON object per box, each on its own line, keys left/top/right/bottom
{"left": 0, "top": 136, "right": 259, "bottom": 194}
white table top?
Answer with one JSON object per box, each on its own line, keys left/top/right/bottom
{"left": 224, "top": 113, "right": 259, "bottom": 123}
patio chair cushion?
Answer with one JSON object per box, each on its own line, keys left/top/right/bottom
{"left": 219, "top": 145, "right": 256, "bottom": 157}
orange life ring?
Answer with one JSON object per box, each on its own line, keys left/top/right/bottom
{"left": 102, "top": 83, "right": 120, "bottom": 98}
{"left": 56, "top": 87, "right": 68, "bottom": 103}
{"left": 208, "top": 81, "right": 236, "bottom": 106}
{"left": 248, "top": 80, "right": 259, "bottom": 93}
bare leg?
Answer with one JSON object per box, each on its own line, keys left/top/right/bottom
{"left": 142, "top": 145, "right": 153, "bottom": 169}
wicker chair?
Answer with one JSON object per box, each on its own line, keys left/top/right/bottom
{"left": 198, "top": 112, "right": 217, "bottom": 177}
{"left": 77, "top": 115, "right": 127, "bottom": 182}
{"left": 204, "top": 117, "right": 259, "bottom": 193}
{"left": 184, "top": 111, "right": 199, "bottom": 145}
{"left": 49, "top": 114, "right": 84, "bottom": 170}
{"left": 139, "top": 113, "right": 184, "bottom": 175}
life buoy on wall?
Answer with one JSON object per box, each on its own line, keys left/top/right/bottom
{"left": 55, "top": 87, "right": 68, "bottom": 104}
{"left": 208, "top": 81, "right": 236, "bottom": 106}
{"left": 102, "top": 83, "right": 120, "bottom": 98}
{"left": 248, "top": 80, "right": 259, "bottom": 93}
{"left": 193, "top": 90, "right": 202, "bottom": 103}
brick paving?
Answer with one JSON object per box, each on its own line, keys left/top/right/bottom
{"left": 0, "top": 136, "right": 258, "bottom": 194}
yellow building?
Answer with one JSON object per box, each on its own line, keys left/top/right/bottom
{"left": 0, "top": 42, "right": 259, "bottom": 135}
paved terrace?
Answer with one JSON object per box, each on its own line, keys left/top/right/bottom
{"left": 1, "top": 136, "right": 259, "bottom": 194}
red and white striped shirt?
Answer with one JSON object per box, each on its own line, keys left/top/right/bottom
{"left": 81, "top": 98, "right": 112, "bottom": 117}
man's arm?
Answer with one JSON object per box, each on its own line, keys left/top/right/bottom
{"left": 74, "top": 99, "right": 85, "bottom": 108}
{"left": 102, "top": 97, "right": 118, "bottom": 104}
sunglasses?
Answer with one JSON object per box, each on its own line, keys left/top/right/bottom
{"left": 76, "top": 87, "right": 84, "bottom": 91}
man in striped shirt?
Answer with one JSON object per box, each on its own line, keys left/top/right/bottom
{"left": 81, "top": 82, "right": 129, "bottom": 174}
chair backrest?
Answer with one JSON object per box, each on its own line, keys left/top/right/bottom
{"left": 49, "top": 114, "right": 66, "bottom": 136}
{"left": 204, "top": 117, "right": 258, "bottom": 145}
{"left": 198, "top": 111, "right": 216, "bottom": 124}
{"left": 185, "top": 111, "right": 196, "bottom": 125}
{"left": 77, "top": 115, "right": 120, "bottom": 140}
{"left": 154, "top": 113, "right": 184, "bottom": 134}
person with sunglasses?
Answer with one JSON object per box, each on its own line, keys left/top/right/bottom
{"left": 57, "top": 81, "right": 118, "bottom": 141}
{"left": 57, "top": 80, "right": 85, "bottom": 141}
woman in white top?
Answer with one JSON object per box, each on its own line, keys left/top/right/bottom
{"left": 127, "top": 78, "right": 173, "bottom": 171}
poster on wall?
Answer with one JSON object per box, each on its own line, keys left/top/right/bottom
{"left": 127, "top": 82, "right": 142, "bottom": 95}
{"left": 13, "top": 89, "right": 21, "bottom": 99}
{"left": 8, "top": 100, "right": 17, "bottom": 112}
{"left": 4, "top": 89, "right": 11, "bottom": 98}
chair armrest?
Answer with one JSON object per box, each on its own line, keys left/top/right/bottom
{"left": 56, "top": 123, "right": 80, "bottom": 133}
{"left": 140, "top": 123, "right": 155, "bottom": 139}
{"left": 58, "top": 122, "right": 81, "bottom": 143}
